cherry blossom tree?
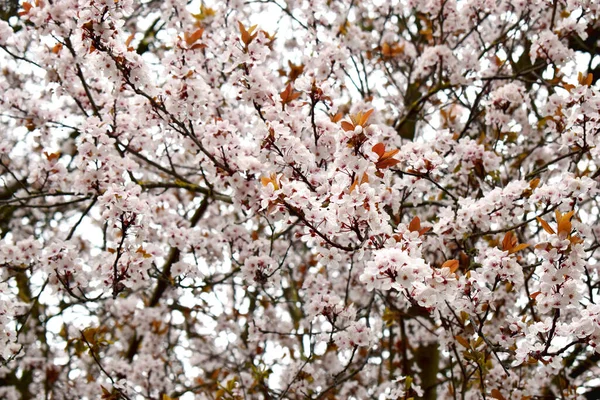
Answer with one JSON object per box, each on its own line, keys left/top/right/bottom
{"left": 1, "top": 0, "right": 600, "bottom": 399}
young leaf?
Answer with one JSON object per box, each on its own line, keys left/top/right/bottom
{"left": 536, "top": 217, "right": 556, "bottom": 235}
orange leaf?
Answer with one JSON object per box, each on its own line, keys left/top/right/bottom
{"left": 381, "top": 42, "right": 391, "bottom": 57}
{"left": 509, "top": 243, "right": 529, "bottom": 254}
{"left": 563, "top": 83, "right": 576, "bottom": 93}
{"left": 358, "top": 109, "right": 374, "bottom": 126}
{"left": 372, "top": 143, "right": 386, "bottom": 158}
{"left": 44, "top": 151, "right": 60, "bottom": 162}
{"left": 287, "top": 61, "right": 304, "bottom": 82}
{"left": 349, "top": 179, "right": 358, "bottom": 193}
{"left": 455, "top": 335, "right": 470, "bottom": 348}
{"left": 51, "top": 43, "right": 63, "bottom": 54}
{"left": 125, "top": 33, "right": 135, "bottom": 47}
{"left": 375, "top": 158, "right": 400, "bottom": 169}
{"left": 360, "top": 172, "right": 369, "bottom": 185}
{"left": 570, "top": 235, "right": 584, "bottom": 245}
{"left": 280, "top": 83, "right": 301, "bottom": 105}
{"left": 190, "top": 43, "right": 207, "bottom": 50}
{"left": 585, "top": 72, "right": 593, "bottom": 86}
{"left": 19, "top": 2, "right": 33, "bottom": 16}
{"left": 579, "top": 72, "right": 594, "bottom": 87}
{"left": 260, "top": 173, "right": 279, "bottom": 190}
{"left": 381, "top": 149, "right": 400, "bottom": 160}
{"left": 530, "top": 291, "right": 541, "bottom": 300}
{"left": 491, "top": 389, "right": 506, "bottom": 400}
{"left": 330, "top": 113, "right": 343, "bottom": 123}
{"left": 238, "top": 21, "right": 258, "bottom": 46}
{"left": 442, "top": 259, "right": 459, "bottom": 273}
{"left": 418, "top": 226, "right": 431, "bottom": 236}
{"left": 529, "top": 178, "right": 540, "bottom": 190}
{"left": 408, "top": 216, "right": 421, "bottom": 232}
{"left": 340, "top": 121, "right": 355, "bottom": 132}
{"left": 555, "top": 210, "right": 574, "bottom": 237}
{"left": 502, "top": 231, "right": 517, "bottom": 251}
{"left": 185, "top": 28, "right": 204, "bottom": 46}
{"left": 536, "top": 217, "right": 555, "bottom": 235}
{"left": 349, "top": 109, "right": 374, "bottom": 127}
{"left": 349, "top": 173, "right": 369, "bottom": 193}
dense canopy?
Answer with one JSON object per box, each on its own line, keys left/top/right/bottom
{"left": 1, "top": 0, "right": 600, "bottom": 399}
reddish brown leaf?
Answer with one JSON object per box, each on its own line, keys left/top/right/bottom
{"left": 442, "top": 259, "right": 459, "bottom": 273}
{"left": 556, "top": 210, "right": 574, "bottom": 237}
{"left": 491, "top": 389, "right": 506, "bottom": 400}
{"left": 375, "top": 158, "right": 400, "bottom": 169}
{"left": 408, "top": 216, "right": 421, "bottom": 232}
{"left": 418, "top": 226, "right": 431, "bottom": 236}
{"left": 238, "top": 21, "right": 258, "bottom": 46}
{"left": 19, "top": 2, "right": 33, "bottom": 16}
{"left": 330, "top": 113, "right": 343, "bottom": 123}
{"left": 509, "top": 243, "right": 529, "bottom": 254}
{"left": 358, "top": 109, "right": 374, "bottom": 126}
{"left": 502, "top": 231, "right": 517, "bottom": 251}
{"left": 340, "top": 121, "right": 355, "bottom": 132}
{"left": 455, "top": 335, "right": 470, "bottom": 348}
{"left": 372, "top": 143, "right": 386, "bottom": 158}
{"left": 280, "top": 83, "right": 301, "bottom": 105}
{"left": 536, "top": 217, "right": 555, "bottom": 235}
{"left": 185, "top": 28, "right": 205, "bottom": 46}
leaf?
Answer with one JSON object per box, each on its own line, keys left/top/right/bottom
{"left": 536, "top": 217, "right": 555, "bottom": 235}
{"left": 491, "top": 389, "right": 506, "bottom": 400}
{"left": 578, "top": 72, "right": 594, "bottom": 87}
{"left": 372, "top": 143, "right": 386, "bottom": 158}
{"left": 330, "top": 112, "right": 343, "bottom": 123}
{"left": 442, "top": 259, "right": 459, "bottom": 273}
{"left": 408, "top": 216, "right": 421, "bottom": 232}
{"left": 136, "top": 246, "right": 152, "bottom": 259}
{"left": 349, "top": 179, "right": 358, "bottom": 194}
{"left": 280, "top": 83, "right": 301, "bottom": 105}
{"left": 287, "top": 61, "right": 304, "bottom": 82}
{"left": 125, "top": 33, "right": 135, "bottom": 48}
{"left": 184, "top": 28, "right": 204, "bottom": 46}
{"left": 502, "top": 231, "right": 517, "bottom": 251}
{"left": 563, "top": 82, "right": 576, "bottom": 92}
{"left": 192, "top": 4, "right": 216, "bottom": 21}
{"left": 100, "top": 386, "right": 114, "bottom": 399}
{"left": 530, "top": 177, "right": 541, "bottom": 190}
{"left": 418, "top": 226, "right": 431, "bottom": 236}
{"left": 375, "top": 158, "right": 400, "bottom": 169}
{"left": 570, "top": 235, "right": 584, "bottom": 245}
{"left": 190, "top": 43, "right": 207, "bottom": 50}
{"left": 238, "top": 21, "right": 258, "bottom": 46}
{"left": 357, "top": 109, "right": 374, "bottom": 126}
{"left": 585, "top": 72, "right": 594, "bottom": 86}
{"left": 340, "top": 121, "right": 355, "bottom": 132}
{"left": 382, "top": 148, "right": 400, "bottom": 159}
{"left": 455, "top": 335, "right": 470, "bottom": 348}
{"left": 19, "top": 2, "right": 33, "bottom": 16}
{"left": 530, "top": 291, "right": 541, "bottom": 300}
{"left": 261, "top": 173, "right": 279, "bottom": 190}
{"left": 44, "top": 151, "right": 60, "bottom": 162}
{"left": 555, "top": 210, "right": 574, "bottom": 237}
{"left": 509, "top": 243, "right": 529, "bottom": 254}
{"left": 51, "top": 43, "right": 63, "bottom": 54}
{"left": 372, "top": 143, "right": 400, "bottom": 170}
{"left": 349, "top": 173, "right": 369, "bottom": 193}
